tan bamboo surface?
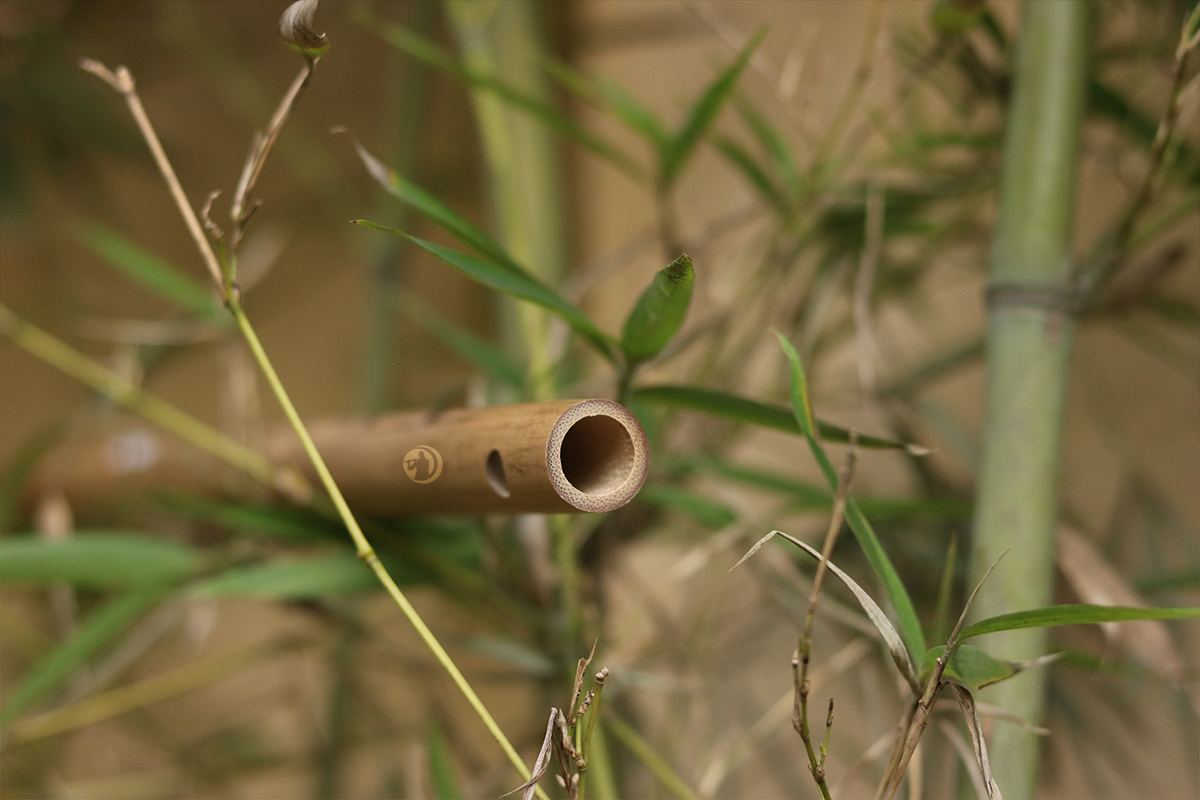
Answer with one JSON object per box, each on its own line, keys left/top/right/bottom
{"left": 270, "top": 398, "right": 648, "bottom": 514}
{"left": 26, "top": 400, "right": 649, "bottom": 517}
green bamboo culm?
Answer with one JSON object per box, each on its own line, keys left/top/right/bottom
{"left": 967, "top": 2, "right": 1089, "bottom": 797}
{"left": 443, "top": 0, "right": 568, "bottom": 401}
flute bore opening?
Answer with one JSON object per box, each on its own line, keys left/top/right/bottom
{"left": 559, "top": 415, "right": 635, "bottom": 496}
{"left": 486, "top": 449, "right": 510, "bottom": 498}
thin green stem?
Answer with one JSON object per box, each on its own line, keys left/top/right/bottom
{"left": 551, "top": 514, "right": 583, "bottom": 644}
{"left": 605, "top": 714, "right": 701, "bottom": 800}
{"left": 228, "top": 302, "right": 543, "bottom": 798}
{"left": 580, "top": 718, "right": 618, "bottom": 800}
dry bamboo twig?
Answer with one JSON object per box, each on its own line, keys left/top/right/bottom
{"left": 79, "top": 59, "right": 225, "bottom": 294}
{"left": 879, "top": 553, "right": 1006, "bottom": 800}
{"left": 793, "top": 434, "right": 859, "bottom": 799}
{"left": 1078, "top": 2, "right": 1200, "bottom": 300}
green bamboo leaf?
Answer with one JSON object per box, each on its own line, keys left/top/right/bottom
{"left": 538, "top": 57, "right": 669, "bottom": 149}
{"left": 961, "top": 604, "right": 1200, "bottom": 640}
{"left": 930, "top": 0, "right": 987, "bottom": 36}
{"left": 156, "top": 495, "right": 336, "bottom": 543}
{"left": 923, "top": 644, "right": 1017, "bottom": 691}
{"left": 714, "top": 137, "right": 786, "bottom": 210}
{"left": 637, "top": 483, "right": 736, "bottom": 529}
{"left": 698, "top": 459, "right": 830, "bottom": 506}
{"left": 700, "top": 459, "right": 970, "bottom": 520}
{"left": 1136, "top": 568, "right": 1200, "bottom": 595}
{"left": 355, "top": 221, "right": 619, "bottom": 363}
{"left": 191, "top": 553, "right": 377, "bottom": 599}
{"left": 775, "top": 335, "right": 927, "bottom": 659}
{"left": 0, "top": 533, "right": 200, "bottom": 587}
{"left": 365, "top": 16, "right": 642, "bottom": 178}
{"left": 355, "top": 142, "right": 516, "bottom": 271}
{"left": 427, "top": 718, "right": 463, "bottom": 800}
{"left": 594, "top": 75, "right": 670, "bottom": 148}
{"left": 735, "top": 530, "right": 921, "bottom": 694}
{"left": 661, "top": 29, "right": 765, "bottom": 184}
{"left": 621, "top": 254, "right": 695, "bottom": 363}
{"left": 774, "top": 332, "right": 816, "bottom": 437}
{"left": 634, "top": 383, "right": 796, "bottom": 431}
{"left": 459, "top": 636, "right": 556, "bottom": 677}
{"left": 630, "top": 383, "right": 924, "bottom": 451}
{"left": 733, "top": 96, "right": 799, "bottom": 199}
{"left": 932, "top": 533, "right": 959, "bottom": 645}
{"left": 0, "top": 586, "right": 168, "bottom": 726}
{"left": 76, "top": 220, "right": 222, "bottom": 321}
{"left": 396, "top": 293, "right": 525, "bottom": 388}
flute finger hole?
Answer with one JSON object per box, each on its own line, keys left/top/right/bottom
{"left": 486, "top": 449, "right": 510, "bottom": 498}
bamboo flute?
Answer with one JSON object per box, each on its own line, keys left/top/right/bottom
{"left": 27, "top": 399, "right": 649, "bottom": 517}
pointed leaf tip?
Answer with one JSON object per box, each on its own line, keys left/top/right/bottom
{"left": 621, "top": 254, "right": 695, "bottom": 363}
{"left": 773, "top": 332, "right": 815, "bottom": 439}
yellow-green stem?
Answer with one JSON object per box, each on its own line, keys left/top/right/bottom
{"left": 228, "top": 302, "right": 543, "bottom": 797}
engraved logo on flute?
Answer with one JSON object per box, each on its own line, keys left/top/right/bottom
{"left": 402, "top": 446, "right": 443, "bottom": 484}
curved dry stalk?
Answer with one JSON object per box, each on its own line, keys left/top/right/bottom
{"left": 79, "top": 59, "right": 224, "bottom": 295}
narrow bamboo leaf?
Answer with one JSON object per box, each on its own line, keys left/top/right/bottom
{"left": 460, "top": 636, "right": 556, "bottom": 678}
{"left": 714, "top": 137, "right": 786, "bottom": 210}
{"left": 961, "top": 604, "right": 1200, "bottom": 640}
{"left": 427, "top": 718, "right": 464, "bottom": 800}
{"left": 354, "top": 222, "right": 618, "bottom": 363}
{"left": 698, "top": 459, "right": 830, "bottom": 506}
{"left": 156, "top": 495, "right": 336, "bottom": 543}
{"left": 635, "top": 383, "right": 796, "bottom": 431}
{"left": 621, "top": 254, "right": 695, "bottom": 363}
{"left": 0, "top": 586, "right": 168, "bottom": 726}
{"left": 930, "top": 0, "right": 987, "bottom": 36}
{"left": 191, "top": 553, "right": 376, "bottom": 599}
{"left": 933, "top": 533, "right": 959, "bottom": 645}
{"left": 737, "top": 530, "right": 921, "bottom": 694}
{"left": 923, "top": 644, "right": 1017, "bottom": 691}
{"left": 637, "top": 483, "right": 736, "bottom": 529}
{"left": 773, "top": 333, "right": 816, "bottom": 437}
{"left": 588, "top": 74, "right": 670, "bottom": 148}
{"left": 661, "top": 29, "right": 766, "bottom": 183}
{"left": 355, "top": 142, "right": 516, "bottom": 271}
{"left": 1136, "top": 569, "right": 1200, "bottom": 595}
{"left": 701, "top": 459, "right": 970, "bottom": 520}
{"left": 76, "top": 220, "right": 222, "bottom": 321}
{"left": 396, "top": 293, "right": 525, "bottom": 388}
{"left": 367, "top": 17, "right": 642, "bottom": 178}
{"left": 631, "top": 384, "right": 921, "bottom": 451}
{"left": 0, "top": 533, "right": 200, "bottom": 587}
{"left": 775, "top": 336, "right": 927, "bottom": 659}
{"left": 538, "top": 57, "right": 669, "bottom": 149}
{"left": 733, "top": 97, "right": 799, "bottom": 199}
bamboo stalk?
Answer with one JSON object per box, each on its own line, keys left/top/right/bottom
{"left": 274, "top": 399, "right": 648, "bottom": 514}
{"left": 28, "top": 400, "right": 649, "bottom": 518}
{"left": 966, "top": 2, "right": 1089, "bottom": 797}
